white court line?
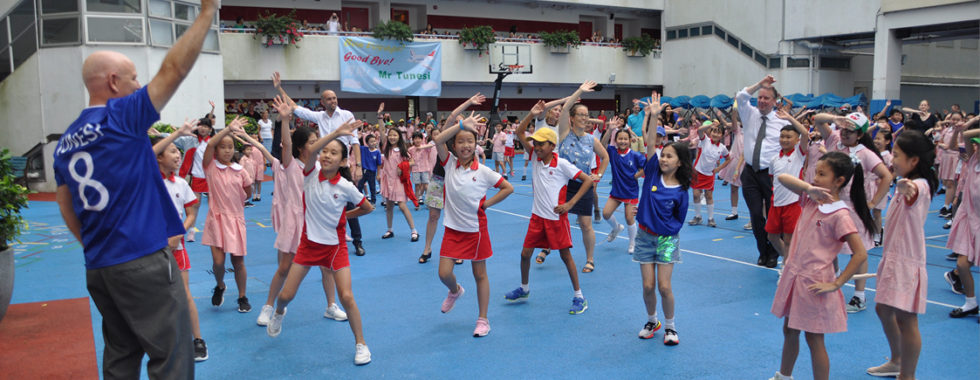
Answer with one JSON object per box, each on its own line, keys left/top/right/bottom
{"left": 486, "top": 207, "right": 961, "bottom": 309}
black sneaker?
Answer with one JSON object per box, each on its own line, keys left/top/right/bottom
{"left": 193, "top": 338, "right": 208, "bottom": 362}
{"left": 211, "top": 285, "right": 225, "bottom": 307}
{"left": 945, "top": 270, "right": 964, "bottom": 295}
{"left": 937, "top": 188, "right": 946, "bottom": 195}
{"left": 237, "top": 297, "right": 252, "bottom": 313}
{"left": 724, "top": 213, "right": 738, "bottom": 221}
{"left": 354, "top": 241, "right": 366, "bottom": 256}
{"left": 845, "top": 296, "right": 866, "bottom": 313}
{"left": 938, "top": 206, "right": 950, "bottom": 218}
{"left": 244, "top": 201, "right": 255, "bottom": 208}
{"left": 944, "top": 219, "right": 953, "bottom": 229}
{"left": 946, "top": 252, "right": 959, "bottom": 261}
{"left": 521, "top": 175, "right": 526, "bottom": 181}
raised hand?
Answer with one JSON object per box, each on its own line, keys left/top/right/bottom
{"left": 644, "top": 91, "right": 662, "bottom": 115}
{"left": 579, "top": 80, "right": 598, "bottom": 93}
{"left": 460, "top": 111, "right": 483, "bottom": 132}
{"left": 468, "top": 93, "right": 487, "bottom": 106}
{"left": 175, "top": 118, "right": 200, "bottom": 136}
{"left": 227, "top": 116, "right": 246, "bottom": 133}
{"left": 760, "top": 74, "right": 776, "bottom": 86}
{"left": 272, "top": 95, "right": 292, "bottom": 117}
{"left": 775, "top": 109, "right": 794, "bottom": 121}
{"left": 377, "top": 102, "right": 385, "bottom": 114}
{"left": 530, "top": 100, "right": 546, "bottom": 117}
{"left": 336, "top": 118, "right": 359, "bottom": 136}
{"left": 885, "top": 100, "right": 892, "bottom": 107}
{"left": 272, "top": 71, "right": 282, "bottom": 89}
{"left": 208, "top": 100, "right": 216, "bottom": 109}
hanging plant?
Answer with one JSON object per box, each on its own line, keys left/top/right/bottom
{"left": 372, "top": 20, "right": 414, "bottom": 43}
{"left": 252, "top": 10, "right": 304, "bottom": 48}
{"left": 459, "top": 25, "right": 496, "bottom": 56}
{"left": 622, "top": 34, "right": 656, "bottom": 57}
{"left": 539, "top": 29, "right": 581, "bottom": 53}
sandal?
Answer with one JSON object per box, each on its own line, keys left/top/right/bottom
{"left": 454, "top": 259, "right": 464, "bottom": 265}
{"left": 382, "top": 231, "right": 394, "bottom": 239}
{"left": 535, "top": 250, "right": 550, "bottom": 264}
{"left": 418, "top": 251, "right": 431, "bottom": 264}
{"left": 411, "top": 232, "right": 420, "bottom": 242}
{"left": 582, "top": 260, "right": 595, "bottom": 273}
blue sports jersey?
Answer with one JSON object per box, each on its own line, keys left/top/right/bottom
{"left": 606, "top": 146, "right": 646, "bottom": 200}
{"left": 360, "top": 146, "right": 382, "bottom": 172}
{"left": 637, "top": 153, "right": 688, "bottom": 236}
{"left": 53, "top": 86, "right": 185, "bottom": 269}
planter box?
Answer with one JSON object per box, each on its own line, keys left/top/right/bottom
{"left": 549, "top": 45, "right": 570, "bottom": 54}
{"left": 261, "top": 35, "right": 289, "bottom": 46}
{"left": 461, "top": 43, "right": 481, "bottom": 51}
{"left": 0, "top": 247, "right": 13, "bottom": 322}
{"left": 626, "top": 50, "right": 647, "bottom": 57}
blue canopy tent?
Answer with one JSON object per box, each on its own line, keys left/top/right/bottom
{"left": 669, "top": 96, "right": 692, "bottom": 109}
{"left": 710, "top": 94, "right": 733, "bottom": 109}
{"left": 689, "top": 95, "right": 712, "bottom": 109}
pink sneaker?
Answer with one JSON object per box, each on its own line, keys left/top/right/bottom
{"left": 473, "top": 317, "right": 490, "bottom": 337}
{"left": 441, "top": 284, "right": 465, "bottom": 313}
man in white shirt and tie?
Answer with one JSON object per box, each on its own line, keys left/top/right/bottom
{"left": 736, "top": 75, "right": 791, "bottom": 268}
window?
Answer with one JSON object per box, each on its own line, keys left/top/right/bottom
{"left": 9, "top": 1, "right": 36, "bottom": 37}
{"left": 819, "top": 56, "right": 850, "bottom": 69}
{"left": 86, "top": 0, "right": 141, "bottom": 14}
{"left": 727, "top": 35, "right": 738, "bottom": 47}
{"left": 689, "top": 27, "right": 700, "bottom": 37}
{"left": 11, "top": 24, "right": 37, "bottom": 67}
{"left": 702, "top": 25, "right": 712, "bottom": 36}
{"left": 149, "top": 19, "right": 173, "bottom": 45}
{"left": 754, "top": 52, "right": 768, "bottom": 66}
{"left": 768, "top": 57, "right": 782, "bottom": 69}
{"left": 786, "top": 57, "right": 810, "bottom": 68}
{"left": 677, "top": 28, "right": 688, "bottom": 38}
{"left": 86, "top": 16, "right": 144, "bottom": 43}
{"left": 666, "top": 30, "right": 676, "bottom": 40}
{"left": 42, "top": 0, "right": 79, "bottom": 14}
{"left": 741, "top": 44, "right": 753, "bottom": 57}
{"left": 42, "top": 17, "right": 80, "bottom": 44}
{"left": 714, "top": 27, "right": 724, "bottom": 39}
{"left": 148, "top": 1, "right": 219, "bottom": 52}
{"left": 0, "top": 18, "right": 8, "bottom": 52}
{"left": 0, "top": 48, "right": 10, "bottom": 81}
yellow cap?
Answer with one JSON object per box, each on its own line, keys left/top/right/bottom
{"left": 528, "top": 128, "right": 558, "bottom": 145}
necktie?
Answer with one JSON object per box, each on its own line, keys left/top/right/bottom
{"left": 752, "top": 115, "right": 767, "bottom": 169}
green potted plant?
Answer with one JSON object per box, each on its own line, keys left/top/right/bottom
{"left": 622, "top": 34, "right": 656, "bottom": 57}
{"left": 372, "top": 20, "right": 414, "bottom": 44}
{"left": 0, "top": 148, "right": 31, "bottom": 322}
{"left": 459, "top": 25, "right": 496, "bottom": 56}
{"left": 253, "top": 10, "right": 304, "bottom": 47}
{"left": 150, "top": 121, "right": 175, "bottom": 135}
{"left": 539, "top": 30, "right": 581, "bottom": 54}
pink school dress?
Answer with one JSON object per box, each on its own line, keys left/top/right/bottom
{"left": 271, "top": 158, "right": 304, "bottom": 254}
{"left": 947, "top": 153, "right": 980, "bottom": 264}
{"left": 201, "top": 160, "right": 253, "bottom": 256}
{"left": 937, "top": 126, "right": 959, "bottom": 182}
{"left": 250, "top": 147, "right": 265, "bottom": 182}
{"left": 718, "top": 126, "right": 743, "bottom": 186}
{"left": 825, "top": 130, "right": 882, "bottom": 253}
{"left": 771, "top": 196, "right": 857, "bottom": 333}
{"left": 876, "top": 178, "right": 929, "bottom": 314}
{"left": 380, "top": 148, "right": 408, "bottom": 202}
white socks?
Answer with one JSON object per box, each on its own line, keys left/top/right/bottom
{"left": 648, "top": 312, "right": 659, "bottom": 323}
{"left": 854, "top": 290, "right": 866, "bottom": 302}
{"left": 707, "top": 204, "right": 714, "bottom": 219}
{"left": 521, "top": 284, "right": 529, "bottom": 292}
{"left": 694, "top": 203, "right": 702, "bottom": 218}
{"left": 963, "top": 297, "right": 977, "bottom": 310}
{"left": 627, "top": 222, "right": 638, "bottom": 242}
{"left": 606, "top": 214, "right": 620, "bottom": 230}
{"left": 732, "top": 206, "right": 738, "bottom": 215}
{"left": 574, "top": 289, "right": 584, "bottom": 299}
{"left": 664, "top": 318, "right": 675, "bottom": 330}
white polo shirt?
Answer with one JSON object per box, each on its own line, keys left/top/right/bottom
{"left": 293, "top": 105, "right": 360, "bottom": 148}
{"left": 442, "top": 153, "right": 504, "bottom": 232}
{"left": 693, "top": 138, "right": 730, "bottom": 176}
{"left": 535, "top": 117, "right": 557, "bottom": 133}
{"left": 163, "top": 173, "right": 198, "bottom": 220}
{"left": 769, "top": 143, "right": 806, "bottom": 207}
{"left": 302, "top": 162, "right": 366, "bottom": 245}
{"left": 530, "top": 152, "right": 582, "bottom": 220}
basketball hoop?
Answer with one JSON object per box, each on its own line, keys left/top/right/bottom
{"left": 506, "top": 65, "right": 524, "bottom": 73}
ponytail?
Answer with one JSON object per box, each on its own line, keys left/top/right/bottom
{"left": 894, "top": 131, "right": 938, "bottom": 197}
{"left": 848, "top": 163, "right": 877, "bottom": 236}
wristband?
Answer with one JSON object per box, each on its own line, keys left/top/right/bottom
{"left": 459, "top": 120, "right": 464, "bottom": 132}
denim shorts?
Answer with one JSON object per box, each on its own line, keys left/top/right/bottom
{"left": 632, "top": 228, "right": 681, "bottom": 264}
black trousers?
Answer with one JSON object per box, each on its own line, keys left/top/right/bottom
{"left": 86, "top": 249, "right": 194, "bottom": 380}
{"left": 740, "top": 164, "right": 777, "bottom": 262}
{"left": 346, "top": 202, "right": 362, "bottom": 244}
{"left": 356, "top": 169, "right": 378, "bottom": 202}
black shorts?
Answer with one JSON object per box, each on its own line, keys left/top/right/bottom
{"left": 565, "top": 179, "right": 595, "bottom": 216}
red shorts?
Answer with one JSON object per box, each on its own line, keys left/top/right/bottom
{"left": 440, "top": 225, "right": 493, "bottom": 261}
{"left": 765, "top": 202, "right": 802, "bottom": 235}
{"left": 691, "top": 172, "right": 715, "bottom": 190}
{"left": 504, "top": 147, "right": 515, "bottom": 157}
{"left": 190, "top": 176, "right": 208, "bottom": 193}
{"left": 173, "top": 237, "right": 190, "bottom": 271}
{"left": 609, "top": 196, "right": 639, "bottom": 205}
{"left": 523, "top": 213, "right": 573, "bottom": 250}
{"left": 294, "top": 234, "right": 350, "bottom": 270}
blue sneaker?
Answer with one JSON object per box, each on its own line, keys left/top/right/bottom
{"left": 504, "top": 287, "right": 530, "bottom": 301}
{"left": 569, "top": 297, "right": 588, "bottom": 314}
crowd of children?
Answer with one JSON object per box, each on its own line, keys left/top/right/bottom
{"left": 149, "top": 74, "right": 978, "bottom": 378}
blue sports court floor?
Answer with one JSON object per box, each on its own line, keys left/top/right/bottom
{"left": 8, "top": 156, "right": 979, "bottom": 379}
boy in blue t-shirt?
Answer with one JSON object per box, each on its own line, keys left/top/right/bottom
{"left": 358, "top": 134, "right": 383, "bottom": 203}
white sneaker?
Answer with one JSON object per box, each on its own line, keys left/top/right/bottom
{"left": 324, "top": 303, "right": 348, "bottom": 321}
{"left": 257, "top": 305, "right": 274, "bottom": 326}
{"left": 185, "top": 227, "right": 197, "bottom": 242}
{"left": 267, "top": 308, "right": 286, "bottom": 337}
{"left": 606, "top": 224, "right": 624, "bottom": 242}
{"left": 743, "top": 222, "right": 753, "bottom": 230}
{"left": 627, "top": 240, "right": 635, "bottom": 254}
{"left": 768, "top": 371, "right": 793, "bottom": 380}
{"left": 354, "top": 343, "right": 372, "bottom": 365}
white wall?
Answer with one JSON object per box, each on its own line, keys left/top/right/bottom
{"left": 664, "top": 0, "right": 783, "bottom": 53}
{"left": 220, "top": 33, "right": 662, "bottom": 86}
{"left": 783, "top": 0, "right": 878, "bottom": 40}
{"left": 902, "top": 40, "right": 980, "bottom": 81}
{"left": 0, "top": 54, "right": 43, "bottom": 156}
{"left": 662, "top": 34, "right": 765, "bottom": 96}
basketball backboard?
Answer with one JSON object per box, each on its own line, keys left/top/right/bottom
{"left": 489, "top": 43, "right": 533, "bottom": 74}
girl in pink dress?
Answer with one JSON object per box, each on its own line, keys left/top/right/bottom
{"left": 248, "top": 134, "right": 266, "bottom": 201}
{"left": 866, "top": 131, "right": 936, "bottom": 379}
{"left": 869, "top": 131, "right": 894, "bottom": 241}
{"left": 946, "top": 115, "right": 980, "bottom": 320}
{"left": 814, "top": 112, "right": 893, "bottom": 313}
{"left": 379, "top": 127, "right": 418, "bottom": 241}
{"left": 934, "top": 115, "right": 963, "bottom": 215}
{"left": 715, "top": 108, "right": 744, "bottom": 221}
{"left": 201, "top": 117, "right": 254, "bottom": 312}
{"left": 769, "top": 151, "right": 873, "bottom": 380}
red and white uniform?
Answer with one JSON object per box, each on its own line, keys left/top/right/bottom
{"left": 524, "top": 152, "right": 580, "bottom": 250}
{"left": 296, "top": 164, "right": 366, "bottom": 270}
{"left": 504, "top": 131, "right": 516, "bottom": 157}
{"left": 765, "top": 144, "right": 806, "bottom": 235}
{"left": 163, "top": 172, "right": 198, "bottom": 271}
{"left": 440, "top": 153, "right": 504, "bottom": 261}
{"left": 178, "top": 136, "right": 209, "bottom": 192}
{"left": 692, "top": 138, "right": 729, "bottom": 190}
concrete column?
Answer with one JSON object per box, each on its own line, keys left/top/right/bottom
{"left": 378, "top": 0, "right": 391, "bottom": 24}
{"left": 871, "top": 22, "right": 902, "bottom": 100}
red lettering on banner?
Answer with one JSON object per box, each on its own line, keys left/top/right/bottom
{"left": 369, "top": 56, "right": 395, "bottom": 66}
{"left": 343, "top": 51, "right": 370, "bottom": 63}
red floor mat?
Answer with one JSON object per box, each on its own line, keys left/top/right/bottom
{"left": 0, "top": 298, "right": 98, "bottom": 378}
